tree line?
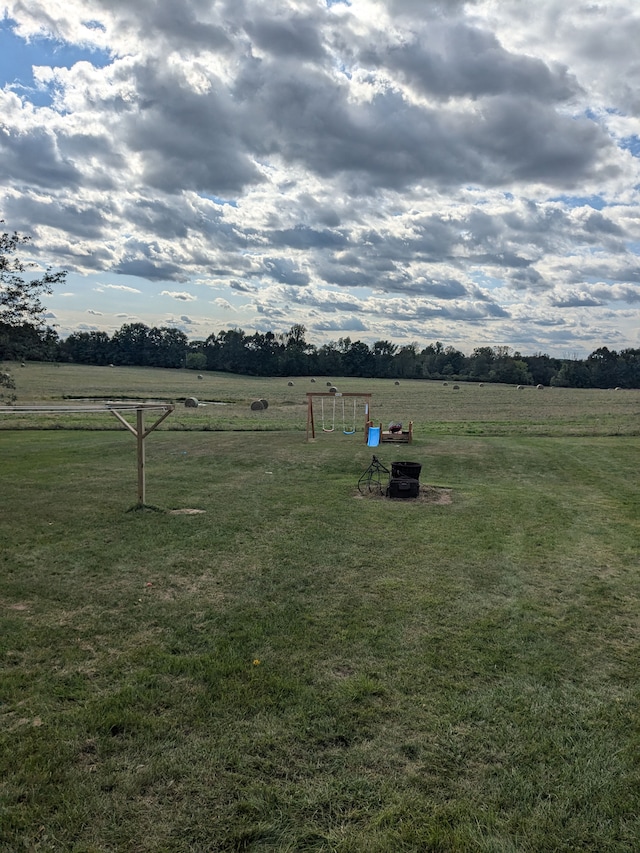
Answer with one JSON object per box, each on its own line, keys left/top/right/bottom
{"left": 2, "top": 319, "right": 640, "bottom": 388}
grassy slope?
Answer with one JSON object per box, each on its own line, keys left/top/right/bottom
{"left": 1, "top": 365, "right": 639, "bottom": 851}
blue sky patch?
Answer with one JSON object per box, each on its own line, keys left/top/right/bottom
{"left": 550, "top": 194, "right": 606, "bottom": 211}
{"left": 0, "top": 20, "right": 111, "bottom": 106}
{"left": 620, "top": 135, "right": 640, "bottom": 158}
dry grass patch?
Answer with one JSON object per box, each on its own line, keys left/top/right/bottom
{"left": 355, "top": 484, "right": 453, "bottom": 504}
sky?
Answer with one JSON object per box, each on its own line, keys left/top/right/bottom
{"left": 1, "top": 0, "right": 639, "bottom": 358}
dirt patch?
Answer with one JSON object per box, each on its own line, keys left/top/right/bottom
{"left": 355, "top": 485, "right": 452, "bottom": 504}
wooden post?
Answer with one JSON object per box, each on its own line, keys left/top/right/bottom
{"left": 137, "top": 408, "right": 145, "bottom": 506}
{"left": 306, "top": 395, "right": 316, "bottom": 440}
{"left": 109, "top": 404, "right": 173, "bottom": 506}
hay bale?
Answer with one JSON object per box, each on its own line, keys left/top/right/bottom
{"left": 479, "top": 383, "right": 484, "bottom": 387}
{"left": 537, "top": 384, "right": 544, "bottom": 389}
{"left": 197, "top": 374, "right": 203, "bottom": 380}
{"left": 260, "top": 398, "right": 269, "bottom": 409}
{"left": 326, "top": 381, "right": 332, "bottom": 387}
{"left": 516, "top": 385, "right": 524, "bottom": 390}
{"left": 394, "top": 380, "right": 400, "bottom": 385}
{"left": 250, "top": 400, "right": 264, "bottom": 411}
{"left": 310, "top": 378, "right": 316, "bottom": 383}
{"left": 287, "top": 381, "right": 294, "bottom": 386}
{"left": 329, "top": 386, "right": 338, "bottom": 393}
{"left": 452, "top": 384, "right": 460, "bottom": 390}
{"left": 184, "top": 396, "right": 199, "bottom": 408}
{"left": 443, "top": 382, "right": 448, "bottom": 386}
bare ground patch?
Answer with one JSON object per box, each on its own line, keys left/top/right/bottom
{"left": 355, "top": 484, "right": 452, "bottom": 504}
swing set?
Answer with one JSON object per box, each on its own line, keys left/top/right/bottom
{"left": 306, "top": 392, "right": 371, "bottom": 442}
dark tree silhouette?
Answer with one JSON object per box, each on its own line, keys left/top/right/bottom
{"left": 1, "top": 223, "right": 66, "bottom": 401}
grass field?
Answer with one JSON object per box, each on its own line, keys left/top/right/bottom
{"left": 1, "top": 364, "right": 639, "bottom": 851}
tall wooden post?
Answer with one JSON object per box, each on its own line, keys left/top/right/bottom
{"left": 306, "top": 395, "right": 315, "bottom": 440}
{"left": 137, "top": 408, "right": 145, "bottom": 506}
{"left": 109, "top": 404, "right": 173, "bottom": 507}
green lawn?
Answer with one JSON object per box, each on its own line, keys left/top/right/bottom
{"left": 1, "top": 365, "right": 639, "bottom": 851}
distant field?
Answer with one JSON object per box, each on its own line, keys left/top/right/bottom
{"left": 2, "top": 361, "right": 639, "bottom": 436}
{"left": 1, "top": 363, "right": 639, "bottom": 851}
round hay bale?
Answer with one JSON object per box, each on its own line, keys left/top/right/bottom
{"left": 516, "top": 385, "right": 524, "bottom": 390}
{"left": 326, "top": 381, "right": 332, "bottom": 387}
{"left": 184, "top": 396, "right": 199, "bottom": 408}
{"left": 197, "top": 374, "right": 203, "bottom": 380}
{"left": 20, "top": 362, "right": 25, "bottom": 367}
{"left": 260, "top": 398, "right": 269, "bottom": 409}
{"left": 310, "top": 377, "right": 316, "bottom": 383}
{"left": 250, "top": 400, "right": 264, "bottom": 411}
{"left": 287, "top": 381, "right": 294, "bottom": 386}
{"left": 394, "top": 380, "right": 400, "bottom": 385}
{"left": 329, "top": 386, "right": 338, "bottom": 393}
{"left": 536, "top": 384, "right": 544, "bottom": 389}
{"left": 452, "top": 384, "right": 460, "bottom": 390}
{"left": 479, "top": 383, "right": 484, "bottom": 387}
{"left": 109, "top": 363, "right": 115, "bottom": 367}
{"left": 443, "top": 382, "right": 448, "bottom": 387}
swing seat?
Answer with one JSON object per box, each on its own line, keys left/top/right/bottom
{"left": 367, "top": 426, "right": 381, "bottom": 447}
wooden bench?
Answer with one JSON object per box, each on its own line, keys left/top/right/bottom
{"left": 370, "top": 421, "right": 413, "bottom": 443}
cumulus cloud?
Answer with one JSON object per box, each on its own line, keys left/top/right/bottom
{"left": 161, "top": 290, "right": 197, "bottom": 301}
{"left": 97, "top": 284, "right": 142, "bottom": 294}
{"left": 1, "top": 0, "right": 639, "bottom": 354}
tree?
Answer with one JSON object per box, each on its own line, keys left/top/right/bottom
{"left": 372, "top": 340, "right": 397, "bottom": 377}
{"left": 60, "top": 330, "right": 112, "bottom": 365}
{"left": 587, "top": 347, "right": 621, "bottom": 388}
{"left": 342, "top": 340, "right": 374, "bottom": 376}
{"left": 280, "top": 324, "right": 313, "bottom": 375}
{"left": 111, "top": 323, "right": 151, "bottom": 366}
{"left": 1, "top": 224, "right": 66, "bottom": 327}
{"left": 186, "top": 351, "right": 207, "bottom": 371}
{"left": 1, "top": 223, "right": 66, "bottom": 401}
{"left": 394, "top": 342, "right": 419, "bottom": 378}
{"left": 0, "top": 365, "right": 16, "bottom": 403}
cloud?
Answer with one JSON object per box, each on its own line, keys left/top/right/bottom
{"left": 360, "top": 20, "right": 579, "bottom": 103}
{"left": 164, "top": 314, "right": 197, "bottom": 329}
{"left": 97, "top": 284, "right": 142, "bottom": 294}
{"left": 1, "top": 0, "right": 639, "bottom": 355}
{"left": 263, "top": 257, "right": 310, "bottom": 286}
{"left": 229, "top": 280, "right": 257, "bottom": 293}
{"left": 311, "top": 315, "right": 369, "bottom": 332}
{"left": 161, "top": 290, "right": 197, "bottom": 301}
{"left": 551, "top": 291, "right": 603, "bottom": 308}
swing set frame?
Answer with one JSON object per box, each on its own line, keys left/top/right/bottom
{"left": 306, "top": 392, "right": 372, "bottom": 442}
